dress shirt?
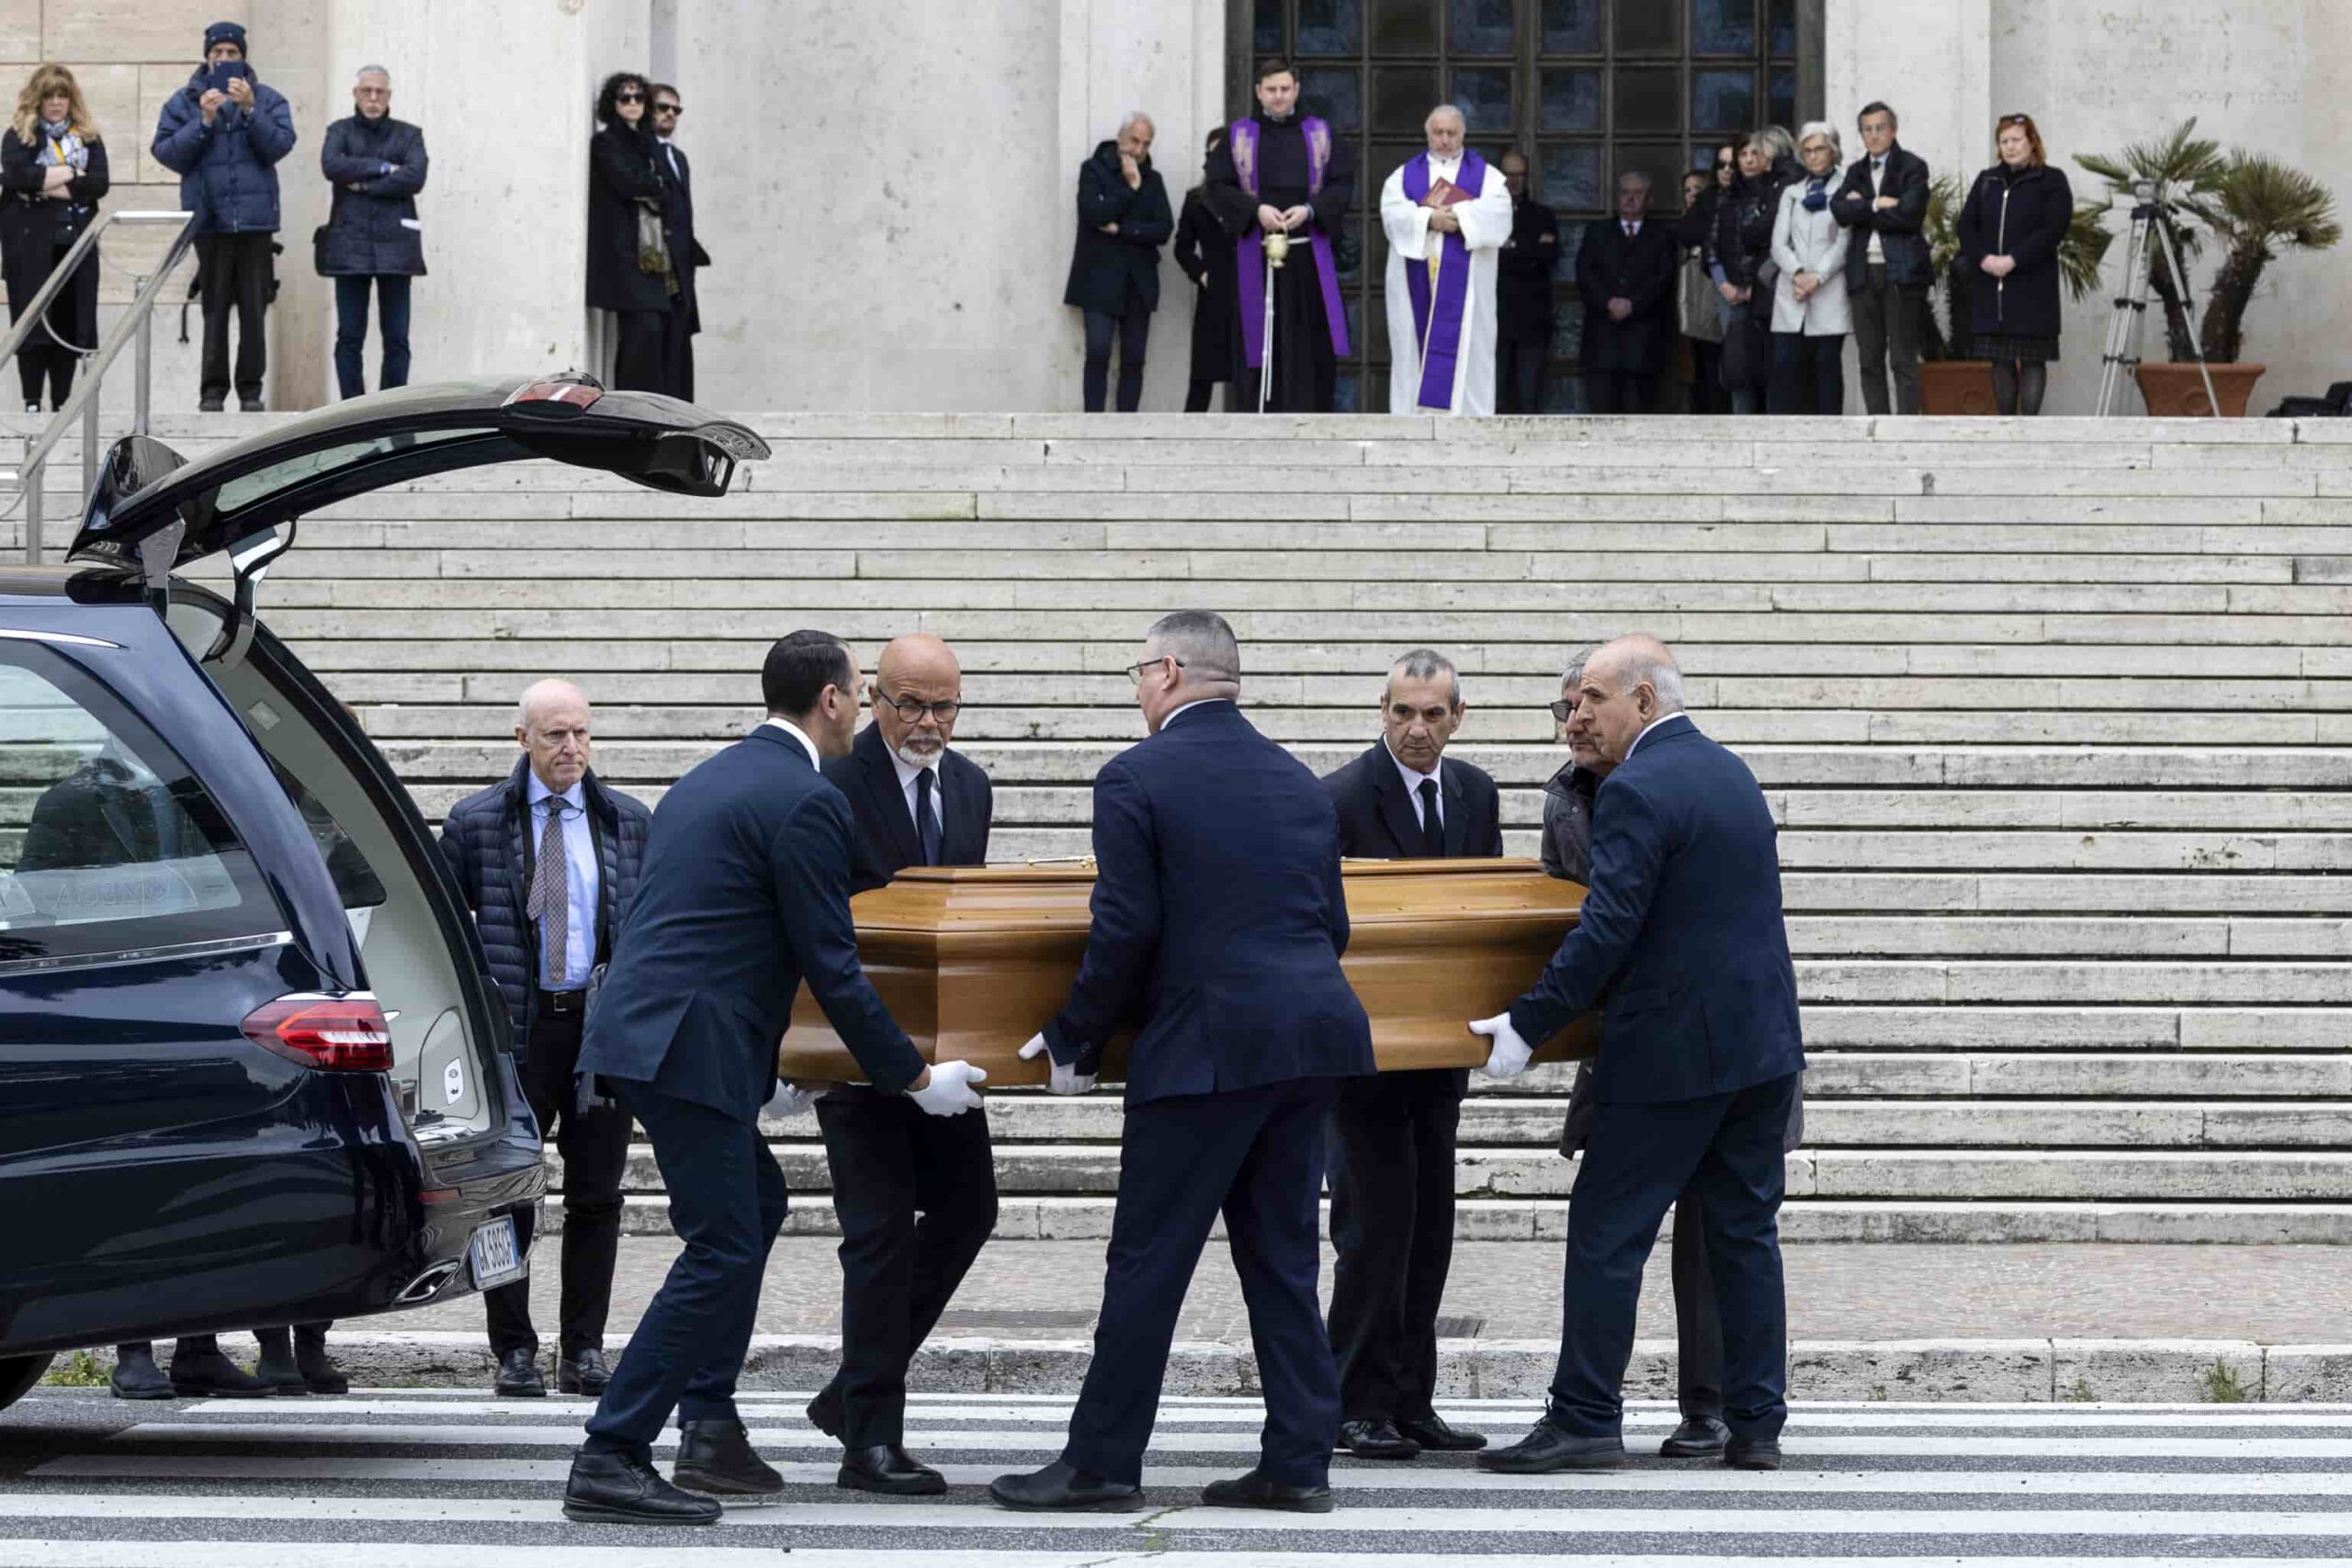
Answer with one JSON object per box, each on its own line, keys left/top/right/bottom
{"left": 1867, "top": 154, "right": 1886, "bottom": 262}
{"left": 1622, "top": 712, "right": 1685, "bottom": 761}
{"left": 1387, "top": 742, "right": 1444, "bottom": 829}
{"left": 659, "top": 135, "right": 682, "bottom": 181}
{"left": 889, "top": 747, "right": 945, "bottom": 842}
{"left": 759, "top": 716, "right": 821, "bottom": 769}
{"left": 1162, "top": 698, "right": 1221, "bottom": 728}
{"left": 524, "top": 771, "right": 599, "bottom": 989}
{"left": 1623, "top": 219, "right": 1641, "bottom": 238}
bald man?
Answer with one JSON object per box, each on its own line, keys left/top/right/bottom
{"left": 439, "top": 680, "right": 653, "bottom": 1399}
{"left": 803, "top": 634, "right": 999, "bottom": 1494}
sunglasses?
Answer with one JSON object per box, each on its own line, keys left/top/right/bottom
{"left": 653, "top": 101, "right": 682, "bottom": 114}
{"left": 616, "top": 90, "right": 645, "bottom": 103}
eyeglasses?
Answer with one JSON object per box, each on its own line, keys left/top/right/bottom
{"left": 653, "top": 101, "right": 682, "bottom": 115}
{"left": 875, "top": 692, "right": 962, "bottom": 723}
{"left": 1125, "top": 657, "right": 1184, "bottom": 686}
{"left": 1546, "top": 699, "right": 1579, "bottom": 722}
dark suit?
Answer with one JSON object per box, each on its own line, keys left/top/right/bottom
{"left": 655, "top": 137, "right": 709, "bottom": 400}
{"left": 577, "top": 724, "right": 928, "bottom": 1454}
{"left": 1575, "top": 216, "right": 1679, "bottom": 412}
{"left": 810, "top": 722, "right": 1000, "bottom": 1448}
{"left": 1319, "top": 741, "right": 1501, "bottom": 1426}
{"left": 1833, "top": 141, "right": 1931, "bottom": 414}
{"left": 1497, "top": 194, "right": 1559, "bottom": 412}
{"left": 1508, "top": 715, "right": 1805, "bottom": 1446}
{"left": 1043, "top": 700, "right": 1374, "bottom": 1486}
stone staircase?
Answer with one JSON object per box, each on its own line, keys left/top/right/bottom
{"left": 144, "top": 409, "right": 2352, "bottom": 1245}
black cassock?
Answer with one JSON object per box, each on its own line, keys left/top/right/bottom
{"left": 1206, "top": 115, "right": 1354, "bottom": 412}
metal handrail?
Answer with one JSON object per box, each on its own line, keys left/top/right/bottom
{"left": 0, "top": 209, "right": 199, "bottom": 563}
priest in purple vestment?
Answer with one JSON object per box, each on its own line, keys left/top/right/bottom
{"left": 1205, "top": 58, "right": 1355, "bottom": 412}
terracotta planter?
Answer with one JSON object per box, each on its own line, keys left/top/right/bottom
{"left": 782, "top": 859, "right": 1599, "bottom": 1084}
{"left": 1919, "top": 359, "right": 1996, "bottom": 415}
{"left": 2133, "top": 362, "right": 2267, "bottom": 418}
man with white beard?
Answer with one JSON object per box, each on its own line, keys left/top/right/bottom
{"left": 799, "top": 633, "right": 1000, "bottom": 1495}
{"left": 1380, "top": 105, "right": 1513, "bottom": 416}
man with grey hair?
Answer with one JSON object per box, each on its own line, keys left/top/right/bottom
{"left": 1065, "top": 109, "right": 1172, "bottom": 411}
{"left": 1379, "top": 105, "right": 1512, "bottom": 414}
{"left": 1317, "top": 648, "right": 1502, "bottom": 1460}
{"left": 1470, "top": 634, "right": 1804, "bottom": 1475}
{"left": 994, "top": 610, "right": 1374, "bottom": 1515}
{"left": 438, "top": 679, "right": 650, "bottom": 1399}
{"left": 1576, "top": 170, "right": 1679, "bottom": 412}
{"left": 320, "top": 62, "right": 427, "bottom": 399}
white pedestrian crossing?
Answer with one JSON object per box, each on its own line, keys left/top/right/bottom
{"left": 2, "top": 1390, "right": 2346, "bottom": 1562}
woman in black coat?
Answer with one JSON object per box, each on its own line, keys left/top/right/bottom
{"left": 584, "top": 71, "right": 673, "bottom": 394}
{"left": 1170, "top": 126, "right": 1236, "bottom": 412}
{"left": 1062, "top": 115, "right": 1172, "bottom": 412}
{"left": 1956, "top": 112, "right": 2072, "bottom": 415}
{"left": 1713, "top": 131, "right": 1794, "bottom": 414}
{"left": 0, "top": 66, "right": 107, "bottom": 412}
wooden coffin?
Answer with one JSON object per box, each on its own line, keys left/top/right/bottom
{"left": 779, "top": 857, "right": 1599, "bottom": 1087}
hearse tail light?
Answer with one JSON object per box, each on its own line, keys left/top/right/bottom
{"left": 243, "top": 992, "right": 395, "bottom": 1072}
{"left": 502, "top": 378, "right": 605, "bottom": 419}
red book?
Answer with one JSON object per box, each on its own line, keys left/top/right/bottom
{"left": 1420, "top": 176, "right": 1474, "bottom": 209}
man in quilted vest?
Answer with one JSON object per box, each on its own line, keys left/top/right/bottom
{"left": 438, "top": 678, "right": 652, "bottom": 1399}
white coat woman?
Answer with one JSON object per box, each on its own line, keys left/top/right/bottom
{"left": 1768, "top": 120, "right": 1851, "bottom": 413}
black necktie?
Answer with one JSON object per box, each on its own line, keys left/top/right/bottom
{"left": 916, "top": 768, "right": 941, "bottom": 866}
{"left": 1418, "top": 778, "right": 1445, "bottom": 859}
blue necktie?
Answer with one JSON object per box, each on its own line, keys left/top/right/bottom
{"left": 916, "top": 768, "right": 941, "bottom": 866}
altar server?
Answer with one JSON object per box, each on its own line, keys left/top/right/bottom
{"left": 990, "top": 610, "right": 1374, "bottom": 1515}
{"left": 1318, "top": 649, "right": 1501, "bottom": 1460}
{"left": 1380, "top": 106, "right": 1512, "bottom": 416}
{"left": 805, "top": 633, "right": 1000, "bottom": 1495}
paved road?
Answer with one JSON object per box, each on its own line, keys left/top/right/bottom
{"left": 5, "top": 1386, "right": 2350, "bottom": 1562}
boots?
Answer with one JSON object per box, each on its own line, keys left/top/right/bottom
{"left": 254, "top": 1323, "right": 348, "bottom": 1395}
{"left": 108, "top": 1343, "right": 174, "bottom": 1400}
{"left": 166, "top": 1335, "right": 274, "bottom": 1398}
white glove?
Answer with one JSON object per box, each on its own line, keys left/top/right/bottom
{"left": 1470, "top": 1011, "right": 1533, "bottom": 1080}
{"left": 764, "top": 1082, "right": 821, "bottom": 1117}
{"left": 907, "top": 1058, "right": 987, "bottom": 1116}
{"left": 1019, "top": 1032, "right": 1097, "bottom": 1096}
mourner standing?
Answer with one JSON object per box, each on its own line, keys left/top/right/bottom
{"left": 1835, "top": 101, "right": 1930, "bottom": 416}
{"left": 647, "top": 85, "right": 708, "bottom": 402}
{"left": 1319, "top": 649, "right": 1502, "bottom": 1461}
{"left": 0, "top": 65, "right": 107, "bottom": 414}
{"left": 1957, "top": 112, "right": 2071, "bottom": 417}
{"left": 990, "top": 611, "right": 1374, "bottom": 1514}
{"left": 1494, "top": 151, "right": 1557, "bottom": 413}
{"left": 1575, "top": 172, "right": 1678, "bottom": 413}
{"left": 1064, "top": 111, "right": 1171, "bottom": 413}
{"left": 1171, "top": 126, "right": 1238, "bottom": 412}
{"left": 805, "top": 633, "right": 1001, "bottom": 1495}
{"left": 319, "top": 65, "right": 426, "bottom": 400}
{"left": 584, "top": 72, "right": 671, "bottom": 395}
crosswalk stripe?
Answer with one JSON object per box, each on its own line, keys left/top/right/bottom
{"left": 8, "top": 1553, "right": 2344, "bottom": 1568}
{"left": 3, "top": 1495, "right": 2351, "bottom": 1536}
{"left": 107, "top": 1420, "right": 2352, "bottom": 1458}
{"left": 34, "top": 1452, "right": 2352, "bottom": 1496}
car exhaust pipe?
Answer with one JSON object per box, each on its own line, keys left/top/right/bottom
{"left": 394, "top": 1259, "right": 462, "bottom": 1305}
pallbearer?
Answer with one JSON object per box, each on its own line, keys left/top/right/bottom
{"left": 1380, "top": 107, "right": 1513, "bottom": 416}
{"left": 800, "top": 634, "right": 1001, "bottom": 1495}
{"left": 1318, "top": 649, "right": 1502, "bottom": 1461}
{"left": 1206, "top": 58, "right": 1353, "bottom": 412}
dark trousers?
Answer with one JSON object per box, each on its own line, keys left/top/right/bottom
{"left": 662, "top": 299, "right": 695, "bottom": 402}
{"left": 609, "top": 309, "right": 669, "bottom": 394}
{"left": 195, "top": 231, "right": 273, "bottom": 404}
{"left": 1547, "top": 1070, "right": 1800, "bottom": 1445}
{"left": 1584, "top": 369, "right": 1658, "bottom": 414}
{"left": 1849, "top": 264, "right": 1925, "bottom": 414}
{"left": 483, "top": 1006, "right": 630, "bottom": 1361}
{"left": 1769, "top": 332, "right": 1846, "bottom": 415}
{"left": 332, "top": 275, "right": 413, "bottom": 400}
{"left": 1667, "top": 1187, "right": 1724, "bottom": 1419}
{"left": 1065, "top": 1076, "right": 1340, "bottom": 1487}
{"left": 1685, "top": 339, "right": 1726, "bottom": 413}
{"left": 1326, "top": 1067, "right": 1463, "bottom": 1423}
{"left": 1183, "top": 378, "right": 1223, "bottom": 412}
{"left": 582, "top": 1081, "right": 787, "bottom": 1455}
{"left": 1496, "top": 333, "right": 1549, "bottom": 413}
{"left": 811, "top": 1087, "right": 999, "bottom": 1446}
{"left": 17, "top": 344, "right": 72, "bottom": 409}
{"left": 1082, "top": 308, "right": 1150, "bottom": 412}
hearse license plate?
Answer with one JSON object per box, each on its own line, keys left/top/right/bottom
{"left": 467, "top": 1216, "right": 525, "bottom": 1291}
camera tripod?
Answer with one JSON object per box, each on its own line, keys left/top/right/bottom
{"left": 2094, "top": 179, "right": 2220, "bottom": 417}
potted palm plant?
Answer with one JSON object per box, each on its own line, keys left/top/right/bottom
{"left": 1918, "top": 174, "right": 2111, "bottom": 414}
{"left": 2077, "top": 119, "right": 2341, "bottom": 415}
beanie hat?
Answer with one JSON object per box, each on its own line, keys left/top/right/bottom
{"left": 203, "top": 21, "right": 247, "bottom": 56}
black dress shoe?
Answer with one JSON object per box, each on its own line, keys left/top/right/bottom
{"left": 838, "top": 1443, "right": 946, "bottom": 1496}
{"left": 563, "top": 1447, "right": 721, "bottom": 1526}
{"left": 108, "top": 1345, "right": 174, "bottom": 1401}
{"left": 1202, "top": 1469, "right": 1334, "bottom": 1513}
{"left": 558, "top": 1349, "right": 611, "bottom": 1396}
{"left": 1337, "top": 1417, "right": 1420, "bottom": 1461}
{"left": 805, "top": 1389, "right": 843, "bottom": 1438}
{"left": 198, "top": 395, "right": 225, "bottom": 413}
{"left": 252, "top": 1327, "right": 311, "bottom": 1396}
{"left": 493, "top": 1347, "right": 546, "bottom": 1398}
{"left": 988, "top": 1459, "right": 1148, "bottom": 1512}
{"left": 1725, "top": 1437, "right": 1782, "bottom": 1471}
{"left": 1396, "top": 1413, "right": 1487, "bottom": 1452}
{"left": 1476, "top": 1419, "right": 1625, "bottom": 1473}
{"left": 1660, "top": 1415, "right": 1731, "bottom": 1458}
{"left": 673, "top": 1418, "right": 784, "bottom": 1498}
{"left": 239, "top": 398, "right": 266, "bottom": 413}
{"left": 168, "top": 1344, "right": 274, "bottom": 1399}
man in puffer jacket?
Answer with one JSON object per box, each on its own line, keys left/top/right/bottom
{"left": 151, "top": 20, "right": 296, "bottom": 411}
{"left": 438, "top": 679, "right": 652, "bottom": 1400}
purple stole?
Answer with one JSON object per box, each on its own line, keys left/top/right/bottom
{"left": 1230, "top": 115, "right": 1351, "bottom": 368}
{"left": 1402, "top": 151, "right": 1487, "bottom": 411}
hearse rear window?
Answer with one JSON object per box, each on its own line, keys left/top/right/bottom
{"left": 0, "top": 654, "right": 280, "bottom": 964}
{"left": 209, "top": 426, "right": 492, "bottom": 515}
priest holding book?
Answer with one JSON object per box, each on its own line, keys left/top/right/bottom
{"left": 1380, "top": 105, "right": 1513, "bottom": 417}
